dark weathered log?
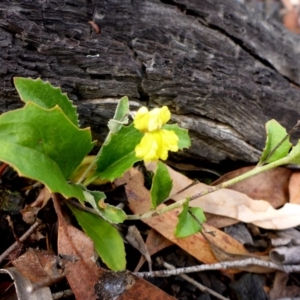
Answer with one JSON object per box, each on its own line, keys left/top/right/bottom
{"left": 1, "top": 0, "right": 300, "bottom": 163}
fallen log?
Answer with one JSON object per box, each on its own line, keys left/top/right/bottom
{"left": 1, "top": 0, "right": 300, "bottom": 164}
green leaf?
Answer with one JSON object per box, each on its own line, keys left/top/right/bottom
{"left": 67, "top": 203, "right": 126, "bottom": 271}
{"left": 108, "top": 96, "right": 130, "bottom": 133}
{"left": 163, "top": 124, "right": 191, "bottom": 149}
{"left": 14, "top": 77, "right": 79, "bottom": 126}
{"left": 83, "top": 190, "right": 127, "bottom": 224}
{"left": 94, "top": 124, "right": 143, "bottom": 181}
{"left": 175, "top": 198, "right": 206, "bottom": 238}
{"left": 0, "top": 103, "right": 93, "bottom": 199}
{"left": 150, "top": 161, "right": 172, "bottom": 208}
{"left": 259, "top": 119, "right": 292, "bottom": 165}
{"left": 286, "top": 140, "right": 300, "bottom": 164}
{"left": 0, "top": 141, "right": 85, "bottom": 200}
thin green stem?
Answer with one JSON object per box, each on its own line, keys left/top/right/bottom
{"left": 126, "top": 198, "right": 187, "bottom": 220}
{"left": 189, "top": 156, "right": 289, "bottom": 201}
{"left": 126, "top": 156, "right": 290, "bottom": 220}
{"left": 76, "top": 132, "right": 112, "bottom": 185}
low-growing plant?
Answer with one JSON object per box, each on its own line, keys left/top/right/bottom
{"left": 1, "top": 77, "right": 299, "bottom": 271}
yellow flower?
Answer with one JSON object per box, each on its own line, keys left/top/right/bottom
{"left": 134, "top": 106, "right": 171, "bottom": 132}
{"left": 134, "top": 106, "right": 179, "bottom": 162}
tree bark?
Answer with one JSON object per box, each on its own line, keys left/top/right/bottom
{"left": 1, "top": 0, "right": 300, "bottom": 164}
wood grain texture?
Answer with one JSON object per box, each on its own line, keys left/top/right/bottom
{"left": 1, "top": 0, "right": 300, "bottom": 163}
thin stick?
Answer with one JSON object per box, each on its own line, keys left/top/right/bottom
{"left": 0, "top": 220, "right": 42, "bottom": 264}
{"left": 134, "top": 258, "right": 300, "bottom": 278}
{"left": 158, "top": 258, "right": 230, "bottom": 300}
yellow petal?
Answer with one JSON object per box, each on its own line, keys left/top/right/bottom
{"left": 134, "top": 106, "right": 150, "bottom": 132}
{"left": 134, "top": 106, "right": 171, "bottom": 133}
{"left": 135, "top": 129, "right": 179, "bottom": 162}
{"left": 148, "top": 106, "right": 171, "bottom": 132}
{"left": 157, "top": 130, "right": 179, "bottom": 160}
{"left": 135, "top": 133, "right": 159, "bottom": 162}
{"left": 160, "top": 129, "right": 179, "bottom": 152}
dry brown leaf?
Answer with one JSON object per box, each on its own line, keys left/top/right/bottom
{"left": 126, "top": 226, "right": 152, "bottom": 271}
{"left": 289, "top": 171, "right": 300, "bottom": 204}
{"left": 205, "top": 213, "right": 239, "bottom": 228}
{"left": 12, "top": 248, "right": 61, "bottom": 283}
{"left": 0, "top": 267, "right": 52, "bottom": 300}
{"left": 21, "top": 187, "right": 52, "bottom": 224}
{"left": 53, "top": 195, "right": 175, "bottom": 300}
{"left": 212, "top": 166, "right": 291, "bottom": 208}
{"left": 283, "top": 6, "right": 300, "bottom": 33}
{"left": 118, "top": 273, "right": 176, "bottom": 300}
{"left": 281, "top": 0, "right": 300, "bottom": 10}
{"left": 135, "top": 230, "right": 173, "bottom": 272}
{"left": 119, "top": 168, "right": 250, "bottom": 265}
{"left": 269, "top": 271, "right": 300, "bottom": 300}
{"left": 52, "top": 196, "right": 100, "bottom": 300}
{"left": 164, "top": 164, "right": 300, "bottom": 230}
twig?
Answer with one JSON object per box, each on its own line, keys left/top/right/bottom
{"left": 0, "top": 219, "right": 42, "bottom": 264}
{"left": 158, "top": 258, "right": 230, "bottom": 300}
{"left": 134, "top": 258, "right": 300, "bottom": 278}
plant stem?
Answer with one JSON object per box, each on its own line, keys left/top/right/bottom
{"left": 76, "top": 132, "right": 112, "bottom": 185}
{"left": 127, "top": 156, "right": 289, "bottom": 220}
{"left": 189, "top": 155, "right": 289, "bottom": 201}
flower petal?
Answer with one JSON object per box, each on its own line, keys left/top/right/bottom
{"left": 134, "top": 107, "right": 150, "bottom": 132}
{"left": 134, "top": 106, "right": 171, "bottom": 133}
{"left": 135, "top": 130, "right": 179, "bottom": 162}
{"left": 157, "top": 130, "right": 179, "bottom": 160}
{"left": 148, "top": 106, "right": 171, "bottom": 132}
{"left": 135, "top": 133, "right": 159, "bottom": 162}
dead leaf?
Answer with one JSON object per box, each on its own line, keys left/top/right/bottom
{"left": 119, "top": 168, "right": 251, "bottom": 265}
{"left": 21, "top": 187, "right": 52, "bottom": 224}
{"left": 53, "top": 195, "right": 175, "bottom": 300}
{"left": 201, "top": 230, "right": 272, "bottom": 273}
{"left": 269, "top": 271, "right": 300, "bottom": 300}
{"left": 52, "top": 195, "right": 100, "bottom": 300}
{"left": 289, "top": 171, "right": 300, "bottom": 204}
{"left": 212, "top": 166, "right": 291, "bottom": 208}
{"left": 0, "top": 267, "right": 52, "bottom": 300}
{"left": 164, "top": 164, "right": 300, "bottom": 230}
{"left": 118, "top": 274, "right": 176, "bottom": 300}
{"left": 283, "top": 6, "right": 300, "bottom": 33}
{"left": 12, "top": 248, "right": 61, "bottom": 283}
{"left": 205, "top": 213, "right": 239, "bottom": 228}
{"left": 126, "top": 226, "right": 152, "bottom": 271}
{"left": 135, "top": 230, "right": 173, "bottom": 272}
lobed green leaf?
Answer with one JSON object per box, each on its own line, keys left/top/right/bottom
{"left": 14, "top": 77, "right": 79, "bottom": 126}
{"left": 259, "top": 119, "right": 292, "bottom": 165}
{"left": 0, "top": 103, "right": 93, "bottom": 199}
{"left": 0, "top": 141, "right": 85, "bottom": 200}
